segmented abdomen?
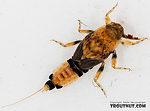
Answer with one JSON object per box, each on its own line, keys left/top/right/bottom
{"left": 51, "top": 61, "right": 79, "bottom": 87}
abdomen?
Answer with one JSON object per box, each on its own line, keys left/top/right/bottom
{"left": 51, "top": 61, "right": 79, "bottom": 87}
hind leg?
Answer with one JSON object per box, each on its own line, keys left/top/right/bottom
{"left": 78, "top": 20, "right": 93, "bottom": 33}
{"left": 94, "top": 62, "right": 106, "bottom": 96}
{"left": 105, "top": 3, "right": 118, "bottom": 24}
{"left": 51, "top": 40, "right": 81, "bottom": 47}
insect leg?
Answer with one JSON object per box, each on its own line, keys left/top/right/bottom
{"left": 78, "top": 20, "right": 93, "bottom": 33}
{"left": 105, "top": 3, "right": 118, "bottom": 24}
{"left": 112, "top": 50, "right": 131, "bottom": 71}
{"left": 50, "top": 40, "right": 81, "bottom": 47}
{"left": 121, "top": 38, "right": 148, "bottom": 45}
{"left": 123, "top": 34, "right": 148, "bottom": 40}
{"left": 94, "top": 62, "right": 106, "bottom": 96}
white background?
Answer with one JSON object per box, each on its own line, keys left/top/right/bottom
{"left": 0, "top": 0, "right": 150, "bottom": 111}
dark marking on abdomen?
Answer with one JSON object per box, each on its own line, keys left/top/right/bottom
{"left": 45, "top": 80, "right": 55, "bottom": 90}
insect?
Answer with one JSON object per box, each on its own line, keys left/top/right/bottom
{"left": 2, "top": 3, "right": 148, "bottom": 108}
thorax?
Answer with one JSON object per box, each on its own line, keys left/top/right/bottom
{"left": 82, "top": 25, "right": 121, "bottom": 60}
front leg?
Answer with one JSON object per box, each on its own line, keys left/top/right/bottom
{"left": 121, "top": 38, "right": 148, "bottom": 45}
{"left": 112, "top": 50, "right": 131, "bottom": 71}
{"left": 105, "top": 3, "right": 118, "bottom": 24}
{"left": 122, "top": 34, "right": 148, "bottom": 41}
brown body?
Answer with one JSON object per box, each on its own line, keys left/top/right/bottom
{"left": 52, "top": 62, "right": 79, "bottom": 87}
{"left": 47, "top": 22, "right": 123, "bottom": 89}
{"left": 82, "top": 24, "right": 122, "bottom": 60}
{"left": 2, "top": 3, "right": 148, "bottom": 108}
{"left": 44, "top": 3, "right": 147, "bottom": 94}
